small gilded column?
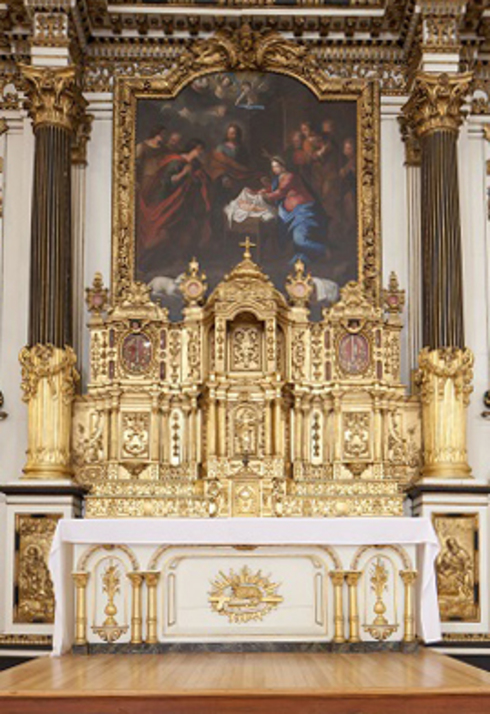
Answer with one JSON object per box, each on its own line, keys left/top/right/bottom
{"left": 400, "top": 570, "right": 418, "bottom": 643}
{"left": 329, "top": 571, "right": 346, "bottom": 644}
{"left": 127, "top": 572, "right": 144, "bottom": 645}
{"left": 19, "top": 65, "right": 86, "bottom": 480}
{"left": 401, "top": 72, "right": 474, "bottom": 480}
{"left": 144, "top": 571, "right": 161, "bottom": 644}
{"left": 345, "top": 571, "right": 362, "bottom": 643}
{"left": 72, "top": 572, "right": 90, "bottom": 645}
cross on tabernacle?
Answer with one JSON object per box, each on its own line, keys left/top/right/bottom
{"left": 239, "top": 237, "right": 256, "bottom": 259}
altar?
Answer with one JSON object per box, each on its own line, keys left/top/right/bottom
{"left": 49, "top": 517, "right": 440, "bottom": 656}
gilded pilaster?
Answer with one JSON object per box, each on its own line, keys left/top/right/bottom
{"left": 329, "top": 571, "right": 346, "bottom": 644}
{"left": 144, "top": 571, "right": 161, "bottom": 644}
{"left": 345, "top": 571, "right": 362, "bottom": 643}
{"left": 400, "top": 570, "right": 418, "bottom": 643}
{"left": 72, "top": 572, "right": 90, "bottom": 645}
{"left": 127, "top": 572, "right": 144, "bottom": 645}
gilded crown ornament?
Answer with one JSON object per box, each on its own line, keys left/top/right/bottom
{"left": 86, "top": 272, "right": 109, "bottom": 317}
{"left": 285, "top": 258, "right": 314, "bottom": 306}
{"left": 180, "top": 257, "right": 207, "bottom": 306}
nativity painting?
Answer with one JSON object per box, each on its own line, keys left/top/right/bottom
{"left": 135, "top": 72, "right": 358, "bottom": 318}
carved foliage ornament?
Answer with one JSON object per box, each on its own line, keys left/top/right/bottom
{"left": 402, "top": 72, "right": 473, "bottom": 138}
{"left": 112, "top": 24, "right": 380, "bottom": 306}
{"left": 417, "top": 346, "right": 474, "bottom": 406}
{"left": 19, "top": 344, "right": 79, "bottom": 404}
{"left": 19, "top": 64, "right": 88, "bottom": 133}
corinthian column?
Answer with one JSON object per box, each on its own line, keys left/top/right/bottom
{"left": 19, "top": 65, "right": 86, "bottom": 480}
{"left": 402, "top": 72, "right": 474, "bottom": 479}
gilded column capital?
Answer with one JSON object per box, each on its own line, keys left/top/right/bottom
{"left": 329, "top": 571, "right": 346, "bottom": 587}
{"left": 19, "top": 64, "right": 87, "bottom": 133}
{"left": 399, "top": 570, "right": 418, "bottom": 586}
{"left": 402, "top": 72, "right": 473, "bottom": 138}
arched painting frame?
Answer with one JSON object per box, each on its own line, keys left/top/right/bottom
{"left": 111, "top": 26, "right": 380, "bottom": 316}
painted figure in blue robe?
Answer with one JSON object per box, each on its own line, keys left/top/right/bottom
{"left": 261, "top": 157, "right": 328, "bottom": 265}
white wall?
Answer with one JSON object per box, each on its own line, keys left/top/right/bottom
{"left": 460, "top": 118, "right": 490, "bottom": 482}
{"left": 0, "top": 115, "right": 33, "bottom": 484}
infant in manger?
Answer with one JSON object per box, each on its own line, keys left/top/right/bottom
{"left": 224, "top": 187, "right": 277, "bottom": 227}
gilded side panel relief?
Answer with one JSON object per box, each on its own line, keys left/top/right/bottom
{"left": 14, "top": 514, "right": 62, "bottom": 624}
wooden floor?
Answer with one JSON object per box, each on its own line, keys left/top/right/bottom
{"left": 0, "top": 650, "right": 490, "bottom": 714}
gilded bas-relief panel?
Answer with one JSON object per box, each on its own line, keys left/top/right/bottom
{"left": 433, "top": 513, "right": 480, "bottom": 623}
{"left": 14, "top": 513, "right": 62, "bottom": 624}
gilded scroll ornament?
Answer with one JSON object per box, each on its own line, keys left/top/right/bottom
{"left": 401, "top": 72, "right": 473, "bottom": 138}
{"left": 19, "top": 64, "right": 87, "bottom": 133}
{"left": 209, "top": 565, "right": 283, "bottom": 623}
{"left": 14, "top": 514, "right": 61, "bottom": 623}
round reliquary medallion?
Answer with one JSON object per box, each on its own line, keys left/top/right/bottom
{"left": 337, "top": 332, "right": 370, "bottom": 376}
{"left": 121, "top": 332, "right": 153, "bottom": 375}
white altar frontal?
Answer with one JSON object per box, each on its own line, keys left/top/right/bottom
{"left": 49, "top": 517, "right": 440, "bottom": 655}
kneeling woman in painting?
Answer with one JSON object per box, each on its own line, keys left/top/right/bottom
{"left": 260, "top": 156, "right": 328, "bottom": 265}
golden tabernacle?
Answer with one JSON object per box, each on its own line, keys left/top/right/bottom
{"left": 75, "top": 244, "right": 418, "bottom": 519}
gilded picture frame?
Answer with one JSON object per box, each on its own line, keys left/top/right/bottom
{"left": 111, "top": 26, "right": 381, "bottom": 310}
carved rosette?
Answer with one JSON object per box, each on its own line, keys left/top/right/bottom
{"left": 20, "top": 344, "right": 79, "bottom": 480}
{"left": 402, "top": 72, "right": 473, "bottom": 138}
{"left": 20, "top": 64, "right": 87, "bottom": 133}
{"left": 416, "top": 347, "right": 473, "bottom": 479}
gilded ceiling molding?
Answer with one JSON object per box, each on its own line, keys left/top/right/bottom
{"left": 401, "top": 71, "right": 473, "bottom": 138}
{"left": 19, "top": 64, "right": 87, "bottom": 133}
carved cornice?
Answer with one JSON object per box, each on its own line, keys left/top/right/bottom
{"left": 401, "top": 71, "right": 473, "bottom": 138}
{"left": 19, "top": 64, "right": 87, "bottom": 133}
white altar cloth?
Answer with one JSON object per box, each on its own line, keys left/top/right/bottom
{"left": 49, "top": 517, "right": 441, "bottom": 655}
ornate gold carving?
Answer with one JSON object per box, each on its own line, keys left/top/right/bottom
{"left": 122, "top": 412, "right": 150, "bottom": 459}
{"left": 20, "top": 64, "right": 87, "bottom": 133}
{"left": 92, "top": 562, "right": 129, "bottom": 643}
{"left": 343, "top": 412, "right": 371, "bottom": 461}
{"left": 416, "top": 347, "right": 473, "bottom": 479}
{"left": 420, "top": 0, "right": 466, "bottom": 54}
{"left": 112, "top": 27, "right": 380, "bottom": 305}
{"left": 209, "top": 565, "right": 283, "bottom": 623}
{"left": 433, "top": 513, "right": 479, "bottom": 622}
{"left": 14, "top": 514, "right": 61, "bottom": 624}
{"left": 78, "top": 254, "right": 419, "bottom": 517}
{"left": 363, "top": 558, "right": 398, "bottom": 641}
{"left": 33, "top": 11, "right": 69, "bottom": 48}
{"left": 401, "top": 72, "right": 473, "bottom": 138}
{"left": 20, "top": 344, "right": 78, "bottom": 403}
{"left": 20, "top": 345, "right": 79, "bottom": 480}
